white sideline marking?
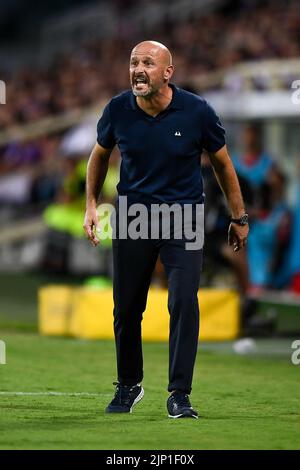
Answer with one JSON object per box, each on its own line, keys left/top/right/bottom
{"left": 0, "top": 391, "right": 109, "bottom": 397}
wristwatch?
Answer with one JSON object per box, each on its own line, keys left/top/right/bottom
{"left": 230, "top": 213, "right": 249, "bottom": 226}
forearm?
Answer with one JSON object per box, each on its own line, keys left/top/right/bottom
{"left": 86, "top": 147, "right": 110, "bottom": 208}
{"left": 210, "top": 156, "right": 245, "bottom": 218}
{"left": 207, "top": 145, "right": 248, "bottom": 251}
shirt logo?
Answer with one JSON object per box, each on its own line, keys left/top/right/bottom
{"left": 174, "top": 131, "right": 181, "bottom": 136}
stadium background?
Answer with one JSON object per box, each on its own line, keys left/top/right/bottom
{"left": 0, "top": 0, "right": 300, "bottom": 450}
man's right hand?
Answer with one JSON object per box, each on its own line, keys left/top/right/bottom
{"left": 83, "top": 206, "right": 100, "bottom": 246}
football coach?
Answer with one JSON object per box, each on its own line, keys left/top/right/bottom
{"left": 83, "top": 41, "right": 249, "bottom": 419}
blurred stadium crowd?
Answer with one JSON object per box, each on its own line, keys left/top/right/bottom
{"left": 1, "top": 0, "right": 300, "bottom": 131}
{"left": 0, "top": 0, "right": 300, "bottom": 298}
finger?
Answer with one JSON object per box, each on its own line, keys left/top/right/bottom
{"left": 83, "top": 223, "right": 99, "bottom": 246}
{"left": 233, "top": 236, "right": 242, "bottom": 251}
{"left": 83, "top": 224, "right": 91, "bottom": 238}
{"left": 91, "top": 236, "right": 100, "bottom": 247}
{"left": 89, "top": 225, "right": 100, "bottom": 246}
{"left": 90, "top": 234, "right": 99, "bottom": 246}
{"left": 92, "top": 217, "right": 99, "bottom": 232}
{"left": 228, "top": 224, "right": 238, "bottom": 245}
{"left": 233, "top": 242, "right": 240, "bottom": 252}
{"left": 83, "top": 222, "right": 93, "bottom": 238}
{"left": 90, "top": 227, "right": 99, "bottom": 243}
{"left": 234, "top": 237, "right": 247, "bottom": 251}
{"left": 91, "top": 218, "right": 100, "bottom": 246}
{"left": 240, "top": 236, "right": 247, "bottom": 246}
{"left": 229, "top": 231, "right": 239, "bottom": 246}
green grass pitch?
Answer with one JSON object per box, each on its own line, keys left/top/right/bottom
{"left": 0, "top": 332, "right": 299, "bottom": 450}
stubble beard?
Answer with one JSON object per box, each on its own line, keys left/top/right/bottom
{"left": 131, "top": 74, "right": 166, "bottom": 98}
{"left": 132, "top": 83, "right": 155, "bottom": 98}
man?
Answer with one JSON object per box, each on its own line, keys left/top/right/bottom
{"left": 231, "top": 124, "right": 274, "bottom": 189}
{"left": 83, "top": 41, "right": 248, "bottom": 419}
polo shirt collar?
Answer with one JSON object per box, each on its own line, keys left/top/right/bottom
{"left": 125, "top": 83, "right": 184, "bottom": 111}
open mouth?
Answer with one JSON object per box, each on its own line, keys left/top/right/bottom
{"left": 133, "top": 76, "right": 148, "bottom": 86}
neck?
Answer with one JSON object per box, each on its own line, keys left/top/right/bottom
{"left": 136, "top": 84, "right": 173, "bottom": 117}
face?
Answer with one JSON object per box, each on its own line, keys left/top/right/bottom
{"left": 244, "top": 126, "right": 260, "bottom": 151}
{"left": 129, "top": 46, "right": 171, "bottom": 97}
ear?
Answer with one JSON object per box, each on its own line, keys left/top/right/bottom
{"left": 164, "top": 65, "right": 174, "bottom": 80}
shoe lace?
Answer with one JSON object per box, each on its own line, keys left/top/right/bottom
{"left": 112, "top": 382, "right": 135, "bottom": 406}
{"left": 172, "top": 391, "right": 191, "bottom": 408}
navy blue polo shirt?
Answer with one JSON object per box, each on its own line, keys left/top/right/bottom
{"left": 97, "top": 84, "right": 225, "bottom": 205}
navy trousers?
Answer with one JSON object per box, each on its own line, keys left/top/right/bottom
{"left": 112, "top": 215, "right": 203, "bottom": 394}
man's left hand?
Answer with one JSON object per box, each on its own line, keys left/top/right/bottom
{"left": 228, "top": 223, "right": 249, "bottom": 252}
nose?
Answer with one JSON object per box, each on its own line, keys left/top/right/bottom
{"left": 134, "top": 62, "right": 145, "bottom": 74}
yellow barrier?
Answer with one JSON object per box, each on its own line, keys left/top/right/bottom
{"left": 38, "top": 285, "right": 75, "bottom": 336}
{"left": 39, "top": 286, "right": 240, "bottom": 341}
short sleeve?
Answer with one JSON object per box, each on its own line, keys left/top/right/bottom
{"left": 202, "top": 102, "right": 226, "bottom": 153}
{"left": 97, "top": 102, "right": 116, "bottom": 149}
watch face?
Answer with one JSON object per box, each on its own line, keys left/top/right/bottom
{"left": 232, "top": 214, "right": 249, "bottom": 225}
{"left": 240, "top": 214, "right": 249, "bottom": 225}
